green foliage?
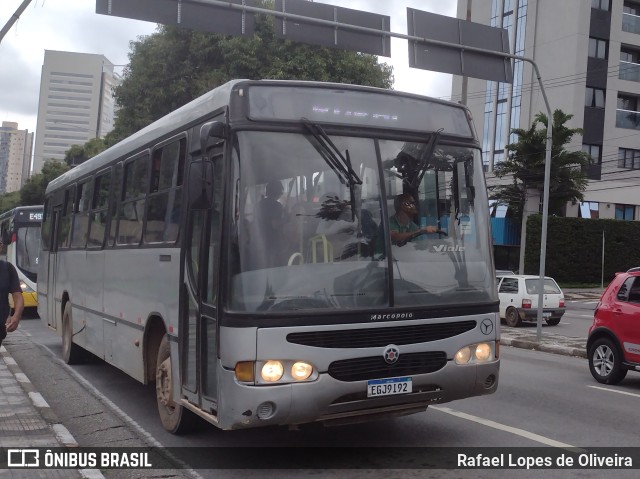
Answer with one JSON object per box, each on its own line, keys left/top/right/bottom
{"left": 524, "top": 215, "right": 640, "bottom": 283}
{"left": 64, "top": 138, "right": 108, "bottom": 167}
{"left": 20, "top": 161, "right": 70, "bottom": 206}
{"left": 490, "top": 109, "right": 591, "bottom": 221}
{"left": 0, "top": 191, "right": 22, "bottom": 215}
{"left": 107, "top": 11, "right": 394, "bottom": 145}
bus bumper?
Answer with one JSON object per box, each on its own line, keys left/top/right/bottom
{"left": 215, "top": 359, "right": 499, "bottom": 430}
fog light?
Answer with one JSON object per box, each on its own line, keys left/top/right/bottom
{"left": 261, "top": 360, "right": 284, "bottom": 382}
{"left": 257, "top": 401, "right": 276, "bottom": 420}
{"left": 455, "top": 347, "right": 471, "bottom": 364}
{"left": 475, "top": 343, "right": 492, "bottom": 362}
{"left": 291, "top": 362, "right": 313, "bottom": 381}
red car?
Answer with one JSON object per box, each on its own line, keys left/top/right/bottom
{"left": 587, "top": 270, "right": 640, "bottom": 384}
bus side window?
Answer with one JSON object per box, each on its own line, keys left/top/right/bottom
{"left": 145, "top": 138, "right": 185, "bottom": 243}
{"left": 88, "top": 172, "right": 111, "bottom": 248}
{"left": 41, "top": 200, "right": 51, "bottom": 251}
{"left": 71, "top": 179, "right": 92, "bottom": 248}
{"left": 109, "top": 163, "right": 123, "bottom": 246}
{"left": 117, "top": 154, "right": 149, "bottom": 245}
{"left": 58, "top": 186, "right": 75, "bottom": 249}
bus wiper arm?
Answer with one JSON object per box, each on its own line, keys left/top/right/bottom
{"left": 411, "top": 129, "right": 443, "bottom": 189}
{"left": 301, "top": 119, "right": 362, "bottom": 186}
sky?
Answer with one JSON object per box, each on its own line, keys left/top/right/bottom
{"left": 0, "top": 0, "right": 457, "bottom": 135}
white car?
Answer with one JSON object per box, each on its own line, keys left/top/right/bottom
{"left": 496, "top": 274, "right": 566, "bottom": 327}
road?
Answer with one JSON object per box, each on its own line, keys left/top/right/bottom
{"left": 7, "top": 302, "right": 640, "bottom": 479}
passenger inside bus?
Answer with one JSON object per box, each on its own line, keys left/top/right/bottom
{"left": 253, "top": 179, "right": 287, "bottom": 267}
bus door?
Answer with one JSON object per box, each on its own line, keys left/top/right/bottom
{"left": 181, "top": 147, "right": 223, "bottom": 415}
{"left": 46, "top": 206, "right": 62, "bottom": 330}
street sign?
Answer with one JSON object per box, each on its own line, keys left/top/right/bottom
{"left": 95, "top": 0, "right": 256, "bottom": 36}
{"left": 407, "top": 8, "right": 512, "bottom": 84}
{"left": 274, "top": 0, "right": 390, "bottom": 57}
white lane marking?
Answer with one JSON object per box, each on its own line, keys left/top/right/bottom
{"left": 52, "top": 424, "right": 79, "bottom": 447}
{"left": 29, "top": 391, "right": 50, "bottom": 408}
{"left": 588, "top": 385, "right": 640, "bottom": 398}
{"left": 432, "top": 406, "right": 575, "bottom": 448}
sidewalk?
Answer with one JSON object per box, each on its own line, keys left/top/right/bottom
{"left": 0, "top": 340, "right": 99, "bottom": 479}
{"left": 500, "top": 328, "right": 587, "bottom": 359}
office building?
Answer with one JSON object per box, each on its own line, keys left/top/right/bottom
{"left": 453, "top": 0, "right": 640, "bottom": 221}
{"left": 0, "top": 121, "right": 33, "bottom": 193}
{"left": 33, "top": 50, "right": 117, "bottom": 173}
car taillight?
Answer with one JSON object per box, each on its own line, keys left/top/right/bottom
{"left": 559, "top": 299, "right": 565, "bottom": 308}
{"left": 522, "top": 299, "right": 532, "bottom": 309}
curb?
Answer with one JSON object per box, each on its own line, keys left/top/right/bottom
{"left": 0, "top": 344, "right": 105, "bottom": 479}
{"left": 500, "top": 337, "right": 587, "bottom": 359}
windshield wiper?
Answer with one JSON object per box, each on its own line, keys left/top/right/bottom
{"left": 411, "top": 128, "right": 443, "bottom": 189}
{"left": 301, "top": 118, "right": 362, "bottom": 187}
{"left": 301, "top": 118, "right": 363, "bottom": 222}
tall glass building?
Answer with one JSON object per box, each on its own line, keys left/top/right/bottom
{"left": 453, "top": 0, "right": 640, "bottom": 221}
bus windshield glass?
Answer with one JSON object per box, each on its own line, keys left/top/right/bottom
{"left": 228, "top": 130, "right": 493, "bottom": 313}
{"left": 16, "top": 225, "right": 41, "bottom": 279}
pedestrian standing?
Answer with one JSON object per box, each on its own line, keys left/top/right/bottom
{"left": 0, "top": 240, "right": 24, "bottom": 347}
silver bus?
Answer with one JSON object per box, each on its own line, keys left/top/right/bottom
{"left": 38, "top": 80, "right": 499, "bottom": 433}
{"left": 0, "top": 205, "right": 42, "bottom": 313}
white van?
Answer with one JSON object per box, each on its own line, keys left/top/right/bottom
{"left": 496, "top": 274, "right": 566, "bottom": 327}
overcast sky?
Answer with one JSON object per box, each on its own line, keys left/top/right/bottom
{"left": 0, "top": 0, "right": 457, "bottom": 134}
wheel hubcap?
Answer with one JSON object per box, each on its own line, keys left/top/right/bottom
{"left": 593, "top": 345, "right": 614, "bottom": 376}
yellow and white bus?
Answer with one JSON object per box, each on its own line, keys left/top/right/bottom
{"left": 0, "top": 206, "right": 43, "bottom": 313}
{"left": 38, "top": 80, "right": 499, "bottom": 433}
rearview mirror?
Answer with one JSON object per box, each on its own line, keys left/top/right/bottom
{"left": 188, "top": 159, "right": 214, "bottom": 209}
{"left": 200, "top": 121, "right": 225, "bottom": 158}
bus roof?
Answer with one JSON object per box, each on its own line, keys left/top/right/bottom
{"left": 46, "top": 79, "right": 472, "bottom": 194}
{"left": 0, "top": 205, "right": 43, "bottom": 220}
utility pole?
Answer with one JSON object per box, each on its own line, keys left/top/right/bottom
{"left": 460, "top": 0, "right": 472, "bottom": 105}
{"left": 0, "top": 0, "right": 33, "bottom": 45}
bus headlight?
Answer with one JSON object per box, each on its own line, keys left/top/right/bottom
{"left": 291, "top": 362, "right": 313, "bottom": 381}
{"left": 475, "top": 343, "right": 492, "bottom": 362}
{"left": 237, "top": 360, "right": 319, "bottom": 385}
{"left": 20, "top": 281, "right": 34, "bottom": 293}
{"left": 454, "top": 347, "right": 471, "bottom": 364}
{"left": 261, "top": 361, "right": 284, "bottom": 382}
{"left": 455, "top": 343, "right": 494, "bottom": 365}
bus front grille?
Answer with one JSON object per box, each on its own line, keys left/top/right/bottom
{"left": 328, "top": 352, "right": 447, "bottom": 382}
{"left": 287, "top": 321, "right": 476, "bottom": 348}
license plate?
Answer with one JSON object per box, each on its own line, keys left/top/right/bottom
{"left": 543, "top": 312, "right": 551, "bottom": 319}
{"left": 367, "top": 377, "right": 412, "bottom": 398}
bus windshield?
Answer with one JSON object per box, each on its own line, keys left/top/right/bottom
{"left": 228, "top": 130, "right": 493, "bottom": 313}
{"left": 16, "top": 225, "right": 41, "bottom": 279}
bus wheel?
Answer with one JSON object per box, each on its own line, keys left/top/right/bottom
{"left": 62, "top": 303, "right": 84, "bottom": 364}
{"left": 156, "top": 334, "right": 197, "bottom": 434}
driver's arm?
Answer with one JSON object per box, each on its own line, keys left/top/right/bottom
{"left": 391, "top": 225, "right": 437, "bottom": 244}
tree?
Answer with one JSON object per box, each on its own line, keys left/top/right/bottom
{"left": 0, "top": 191, "right": 22, "bottom": 215}
{"left": 107, "top": 9, "right": 394, "bottom": 145}
{"left": 490, "top": 109, "right": 591, "bottom": 221}
{"left": 63, "top": 138, "right": 108, "bottom": 167}
{"left": 20, "top": 161, "right": 70, "bottom": 206}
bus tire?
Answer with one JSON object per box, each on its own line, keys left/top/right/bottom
{"left": 62, "top": 303, "right": 84, "bottom": 364}
{"left": 156, "top": 334, "right": 198, "bottom": 434}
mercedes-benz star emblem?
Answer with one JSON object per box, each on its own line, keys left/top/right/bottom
{"left": 480, "top": 319, "right": 494, "bottom": 335}
{"left": 383, "top": 345, "right": 400, "bottom": 364}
